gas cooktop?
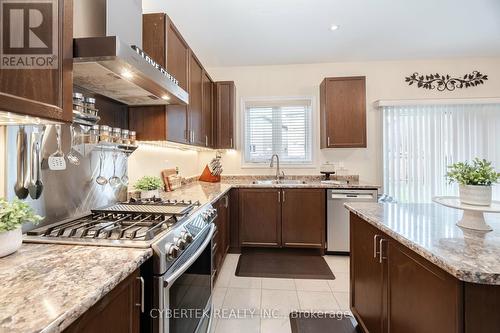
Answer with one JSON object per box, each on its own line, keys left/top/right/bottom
{"left": 24, "top": 198, "right": 204, "bottom": 247}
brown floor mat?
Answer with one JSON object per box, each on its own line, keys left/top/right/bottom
{"left": 289, "top": 312, "right": 361, "bottom": 333}
{"left": 235, "top": 251, "right": 335, "bottom": 280}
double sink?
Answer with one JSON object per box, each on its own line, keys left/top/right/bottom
{"left": 251, "top": 179, "right": 307, "bottom": 185}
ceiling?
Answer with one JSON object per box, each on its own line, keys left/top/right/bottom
{"left": 142, "top": 0, "right": 500, "bottom": 67}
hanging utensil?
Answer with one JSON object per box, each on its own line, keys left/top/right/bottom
{"left": 67, "top": 124, "right": 81, "bottom": 166}
{"left": 28, "top": 126, "right": 45, "bottom": 199}
{"left": 48, "top": 124, "right": 66, "bottom": 170}
{"left": 14, "top": 126, "right": 29, "bottom": 199}
{"left": 121, "top": 152, "right": 129, "bottom": 186}
{"left": 96, "top": 149, "right": 108, "bottom": 185}
{"left": 108, "top": 151, "right": 121, "bottom": 187}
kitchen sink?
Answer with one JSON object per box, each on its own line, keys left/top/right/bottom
{"left": 252, "top": 179, "right": 307, "bottom": 185}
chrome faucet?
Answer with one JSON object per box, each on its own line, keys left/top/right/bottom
{"left": 270, "top": 154, "right": 284, "bottom": 180}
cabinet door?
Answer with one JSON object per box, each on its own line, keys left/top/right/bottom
{"left": 128, "top": 106, "right": 167, "bottom": 141}
{"left": 320, "top": 77, "right": 366, "bottom": 148}
{"left": 0, "top": 0, "right": 73, "bottom": 122}
{"left": 386, "top": 240, "right": 462, "bottom": 333}
{"left": 239, "top": 189, "right": 281, "bottom": 247}
{"left": 142, "top": 14, "right": 189, "bottom": 143}
{"left": 215, "top": 81, "right": 235, "bottom": 149}
{"left": 281, "top": 189, "right": 325, "bottom": 249}
{"left": 165, "top": 17, "right": 190, "bottom": 144}
{"left": 64, "top": 269, "right": 141, "bottom": 333}
{"left": 350, "top": 213, "right": 384, "bottom": 333}
{"left": 202, "top": 72, "right": 214, "bottom": 147}
{"left": 188, "top": 53, "right": 204, "bottom": 145}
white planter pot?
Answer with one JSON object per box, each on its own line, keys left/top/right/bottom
{"left": 141, "top": 189, "right": 160, "bottom": 199}
{"left": 0, "top": 228, "right": 22, "bottom": 258}
{"left": 459, "top": 185, "right": 492, "bottom": 206}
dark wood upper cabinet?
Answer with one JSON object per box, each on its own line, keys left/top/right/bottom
{"left": 188, "top": 53, "right": 204, "bottom": 146}
{"left": 128, "top": 106, "right": 167, "bottom": 141}
{"left": 281, "top": 189, "right": 325, "bottom": 249}
{"left": 140, "top": 13, "right": 219, "bottom": 146}
{"left": 0, "top": 0, "right": 73, "bottom": 122}
{"left": 320, "top": 76, "right": 366, "bottom": 148}
{"left": 202, "top": 72, "right": 214, "bottom": 148}
{"left": 239, "top": 189, "right": 281, "bottom": 247}
{"left": 214, "top": 81, "right": 235, "bottom": 149}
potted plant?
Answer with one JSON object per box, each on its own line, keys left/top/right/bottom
{"left": 0, "top": 198, "right": 42, "bottom": 257}
{"left": 134, "top": 176, "right": 164, "bottom": 199}
{"left": 446, "top": 158, "right": 500, "bottom": 206}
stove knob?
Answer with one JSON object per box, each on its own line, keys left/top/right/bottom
{"left": 180, "top": 231, "right": 193, "bottom": 243}
{"left": 165, "top": 243, "right": 180, "bottom": 260}
{"left": 175, "top": 237, "right": 187, "bottom": 250}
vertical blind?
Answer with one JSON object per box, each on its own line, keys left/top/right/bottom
{"left": 244, "top": 99, "right": 312, "bottom": 164}
{"left": 383, "top": 103, "right": 500, "bottom": 203}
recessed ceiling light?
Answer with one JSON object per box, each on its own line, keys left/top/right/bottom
{"left": 161, "top": 95, "right": 171, "bottom": 101}
{"left": 330, "top": 24, "right": 339, "bottom": 31}
{"left": 121, "top": 70, "right": 133, "bottom": 79}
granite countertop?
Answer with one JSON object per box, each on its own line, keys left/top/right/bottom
{"left": 0, "top": 244, "right": 152, "bottom": 333}
{"left": 345, "top": 202, "right": 500, "bottom": 285}
{"left": 159, "top": 179, "right": 379, "bottom": 210}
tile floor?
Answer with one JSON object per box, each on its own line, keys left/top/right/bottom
{"left": 211, "top": 254, "right": 351, "bottom": 333}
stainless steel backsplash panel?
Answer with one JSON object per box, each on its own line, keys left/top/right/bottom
{"left": 4, "top": 125, "right": 128, "bottom": 232}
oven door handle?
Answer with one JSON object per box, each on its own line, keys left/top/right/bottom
{"left": 164, "top": 223, "right": 215, "bottom": 286}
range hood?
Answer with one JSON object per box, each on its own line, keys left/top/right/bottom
{"left": 73, "top": 36, "right": 189, "bottom": 106}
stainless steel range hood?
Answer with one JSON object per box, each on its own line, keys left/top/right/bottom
{"left": 72, "top": 0, "right": 188, "bottom": 106}
{"left": 73, "top": 36, "right": 189, "bottom": 106}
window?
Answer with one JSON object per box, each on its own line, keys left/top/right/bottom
{"left": 383, "top": 103, "right": 500, "bottom": 203}
{"left": 243, "top": 98, "right": 313, "bottom": 164}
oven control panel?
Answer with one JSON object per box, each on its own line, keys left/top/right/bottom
{"left": 152, "top": 203, "right": 217, "bottom": 274}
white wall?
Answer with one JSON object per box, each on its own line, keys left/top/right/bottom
{"left": 128, "top": 145, "right": 201, "bottom": 186}
{"left": 195, "top": 57, "right": 500, "bottom": 184}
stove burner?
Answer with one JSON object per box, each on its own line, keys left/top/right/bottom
{"left": 32, "top": 212, "right": 179, "bottom": 241}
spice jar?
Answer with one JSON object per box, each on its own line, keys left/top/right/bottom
{"left": 112, "top": 128, "right": 122, "bottom": 143}
{"left": 99, "top": 125, "right": 111, "bottom": 142}
{"left": 129, "top": 131, "right": 137, "bottom": 145}
{"left": 121, "top": 129, "right": 130, "bottom": 145}
{"left": 72, "top": 92, "right": 85, "bottom": 113}
{"left": 84, "top": 97, "right": 98, "bottom": 116}
{"left": 89, "top": 125, "right": 100, "bottom": 144}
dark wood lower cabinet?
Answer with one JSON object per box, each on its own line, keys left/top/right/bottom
{"left": 350, "top": 214, "right": 384, "bottom": 333}
{"left": 351, "top": 213, "right": 500, "bottom": 333}
{"left": 239, "top": 189, "right": 281, "bottom": 247}
{"left": 386, "top": 240, "right": 463, "bottom": 333}
{"left": 281, "top": 189, "right": 325, "bottom": 249}
{"left": 64, "top": 268, "right": 141, "bottom": 333}
{"left": 238, "top": 188, "right": 325, "bottom": 250}
{"left": 213, "top": 193, "right": 230, "bottom": 282}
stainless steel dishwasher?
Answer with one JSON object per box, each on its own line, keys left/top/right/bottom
{"left": 327, "top": 189, "right": 378, "bottom": 254}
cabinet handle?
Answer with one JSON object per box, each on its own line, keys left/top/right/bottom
{"left": 224, "top": 195, "right": 229, "bottom": 208}
{"left": 278, "top": 191, "right": 281, "bottom": 203}
{"left": 379, "top": 239, "right": 387, "bottom": 264}
{"left": 327, "top": 137, "right": 331, "bottom": 146}
{"left": 230, "top": 138, "right": 233, "bottom": 148}
{"left": 191, "top": 131, "right": 195, "bottom": 142}
{"left": 373, "top": 235, "right": 381, "bottom": 258}
{"left": 205, "top": 135, "right": 208, "bottom": 147}
{"left": 136, "top": 276, "right": 145, "bottom": 313}
{"left": 282, "top": 190, "right": 285, "bottom": 202}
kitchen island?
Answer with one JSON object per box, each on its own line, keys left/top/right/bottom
{"left": 345, "top": 202, "right": 500, "bottom": 333}
{"left": 0, "top": 244, "right": 151, "bottom": 333}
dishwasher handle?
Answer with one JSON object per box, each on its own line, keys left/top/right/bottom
{"left": 330, "top": 193, "right": 375, "bottom": 200}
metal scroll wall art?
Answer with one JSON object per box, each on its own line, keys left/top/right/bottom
{"left": 405, "top": 71, "right": 488, "bottom": 91}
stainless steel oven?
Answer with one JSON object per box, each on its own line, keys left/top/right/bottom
{"left": 153, "top": 221, "right": 215, "bottom": 333}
